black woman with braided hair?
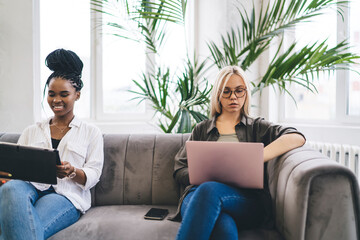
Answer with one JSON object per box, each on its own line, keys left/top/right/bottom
{"left": 0, "top": 49, "right": 104, "bottom": 240}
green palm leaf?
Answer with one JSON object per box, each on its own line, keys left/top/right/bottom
{"left": 129, "top": 56, "right": 210, "bottom": 133}
{"left": 130, "top": 0, "right": 187, "bottom": 24}
{"left": 177, "top": 109, "right": 191, "bottom": 133}
{"left": 208, "top": 0, "right": 359, "bottom": 100}
{"left": 91, "top": 0, "right": 186, "bottom": 53}
{"left": 256, "top": 39, "right": 359, "bottom": 95}
{"left": 209, "top": 0, "right": 351, "bottom": 70}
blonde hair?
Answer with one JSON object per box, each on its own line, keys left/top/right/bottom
{"left": 210, "top": 66, "right": 251, "bottom": 118}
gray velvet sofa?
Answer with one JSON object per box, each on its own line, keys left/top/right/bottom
{"left": 0, "top": 132, "right": 359, "bottom": 240}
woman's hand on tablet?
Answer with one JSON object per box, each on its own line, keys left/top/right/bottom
{"left": 0, "top": 171, "right": 12, "bottom": 186}
{"left": 56, "top": 161, "right": 73, "bottom": 179}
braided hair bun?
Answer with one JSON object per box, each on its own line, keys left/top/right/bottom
{"left": 45, "top": 49, "right": 84, "bottom": 91}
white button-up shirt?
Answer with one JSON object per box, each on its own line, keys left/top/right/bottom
{"left": 17, "top": 117, "right": 104, "bottom": 213}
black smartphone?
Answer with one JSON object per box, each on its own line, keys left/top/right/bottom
{"left": 144, "top": 208, "right": 169, "bottom": 220}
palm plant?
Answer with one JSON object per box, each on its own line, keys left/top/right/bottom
{"left": 208, "top": 0, "right": 359, "bottom": 98}
{"left": 91, "top": 0, "right": 209, "bottom": 133}
{"left": 130, "top": 57, "right": 211, "bottom": 133}
{"left": 91, "top": 0, "right": 359, "bottom": 132}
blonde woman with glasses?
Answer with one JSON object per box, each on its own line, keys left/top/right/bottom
{"left": 172, "top": 66, "right": 306, "bottom": 240}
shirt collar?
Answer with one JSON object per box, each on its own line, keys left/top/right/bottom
{"left": 37, "top": 116, "right": 81, "bottom": 129}
{"left": 206, "top": 117, "right": 217, "bottom": 134}
{"left": 206, "top": 114, "right": 248, "bottom": 134}
{"left": 69, "top": 116, "right": 81, "bottom": 128}
{"left": 239, "top": 115, "right": 248, "bottom": 125}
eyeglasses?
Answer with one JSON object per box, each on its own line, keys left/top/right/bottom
{"left": 221, "top": 88, "right": 247, "bottom": 99}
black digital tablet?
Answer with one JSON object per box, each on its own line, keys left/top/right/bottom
{"left": 0, "top": 142, "right": 61, "bottom": 184}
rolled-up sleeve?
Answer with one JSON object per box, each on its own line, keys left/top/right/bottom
{"left": 252, "top": 117, "right": 306, "bottom": 146}
{"left": 17, "top": 127, "right": 31, "bottom": 145}
{"left": 78, "top": 128, "right": 104, "bottom": 191}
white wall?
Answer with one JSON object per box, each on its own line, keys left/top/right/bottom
{"left": 0, "top": 0, "right": 40, "bottom": 133}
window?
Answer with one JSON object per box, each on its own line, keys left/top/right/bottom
{"left": 92, "top": 0, "right": 188, "bottom": 121}
{"left": 40, "top": 1, "right": 188, "bottom": 123}
{"left": 157, "top": 23, "right": 187, "bottom": 75}
{"left": 100, "top": 8, "right": 146, "bottom": 116}
{"left": 40, "top": 0, "right": 90, "bottom": 119}
{"left": 348, "top": 0, "right": 360, "bottom": 116}
{"left": 282, "top": 2, "right": 360, "bottom": 123}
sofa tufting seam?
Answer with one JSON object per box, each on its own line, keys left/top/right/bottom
{"left": 150, "top": 134, "right": 157, "bottom": 204}
{"left": 123, "top": 134, "right": 130, "bottom": 204}
{"left": 94, "top": 134, "right": 106, "bottom": 206}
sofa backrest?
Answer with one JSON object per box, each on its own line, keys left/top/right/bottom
{"left": 0, "top": 133, "right": 189, "bottom": 206}
{"left": 94, "top": 133, "right": 189, "bottom": 206}
{"left": 0, "top": 133, "right": 20, "bottom": 144}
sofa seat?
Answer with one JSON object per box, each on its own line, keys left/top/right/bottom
{"left": 49, "top": 205, "right": 180, "bottom": 240}
{"left": 49, "top": 204, "right": 284, "bottom": 240}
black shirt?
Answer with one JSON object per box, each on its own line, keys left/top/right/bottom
{"left": 51, "top": 138, "right": 61, "bottom": 149}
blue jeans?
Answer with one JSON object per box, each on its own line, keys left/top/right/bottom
{"left": 0, "top": 180, "right": 80, "bottom": 240}
{"left": 176, "top": 181, "right": 265, "bottom": 240}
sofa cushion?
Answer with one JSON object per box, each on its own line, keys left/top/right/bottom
{"left": 49, "top": 205, "right": 180, "bottom": 240}
{"left": 48, "top": 205, "right": 283, "bottom": 240}
{"left": 94, "top": 134, "right": 190, "bottom": 206}
{"left": 0, "top": 133, "right": 19, "bottom": 143}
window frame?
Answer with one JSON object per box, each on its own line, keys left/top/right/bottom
{"left": 90, "top": 4, "right": 154, "bottom": 122}
{"left": 89, "top": 1, "right": 196, "bottom": 123}
{"left": 277, "top": 1, "right": 360, "bottom": 126}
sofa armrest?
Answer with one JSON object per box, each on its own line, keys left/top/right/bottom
{"left": 268, "top": 146, "right": 360, "bottom": 240}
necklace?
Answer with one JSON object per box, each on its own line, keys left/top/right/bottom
{"left": 50, "top": 116, "right": 74, "bottom": 133}
{"left": 51, "top": 123, "right": 68, "bottom": 133}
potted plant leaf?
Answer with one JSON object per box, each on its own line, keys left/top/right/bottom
{"left": 91, "top": 0, "right": 359, "bottom": 132}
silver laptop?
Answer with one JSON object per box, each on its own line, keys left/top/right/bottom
{"left": 186, "top": 141, "right": 264, "bottom": 189}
